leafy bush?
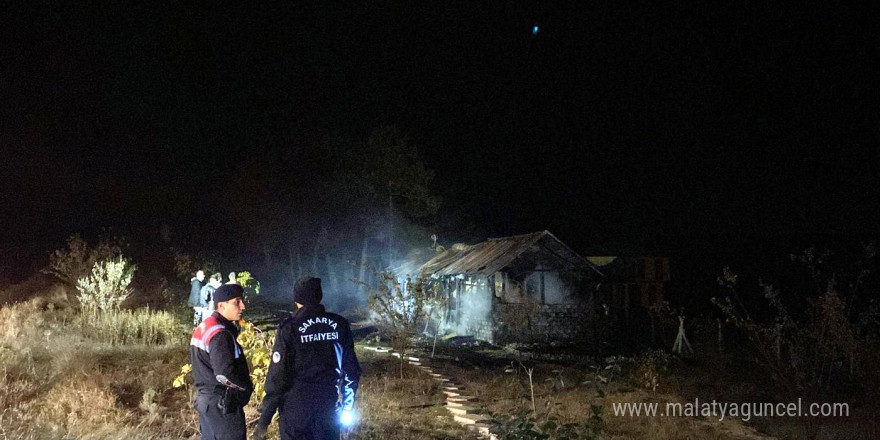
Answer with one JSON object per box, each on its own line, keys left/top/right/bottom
{"left": 45, "top": 233, "right": 122, "bottom": 286}
{"left": 237, "top": 319, "right": 274, "bottom": 402}
{"left": 76, "top": 256, "right": 136, "bottom": 312}
{"left": 365, "top": 270, "right": 430, "bottom": 377}
{"left": 236, "top": 271, "right": 261, "bottom": 302}
{"left": 171, "top": 364, "right": 191, "bottom": 389}
{"left": 713, "top": 247, "right": 869, "bottom": 395}
{"left": 367, "top": 272, "right": 427, "bottom": 333}
{"left": 172, "top": 251, "right": 216, "bottom": 282}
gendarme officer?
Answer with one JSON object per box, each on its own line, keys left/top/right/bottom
{"left": 255, "top": 277, "right": 361, "bottom": 440}
{"left": 190, "top": 283, "right": 253, "bottom": 440}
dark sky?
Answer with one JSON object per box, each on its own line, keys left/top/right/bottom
{"left": 2, "top": 2, "right": 878, "bottom": 270}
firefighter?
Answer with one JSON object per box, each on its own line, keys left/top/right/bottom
{"left": 190, "top": 283, "right": 253, "bottom": 440}
{"left": 254, "top": 277, "right": 361, "bottom": 440}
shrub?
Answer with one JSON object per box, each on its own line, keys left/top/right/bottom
{"left": 365, "top": 270, "right": 429, "bottom": 377}
{"left": 45, "top": 233, "right": 122, "bottom": 286}
{"left": 713, "top": 250, "right": 867, "bottom": 395}
{"left": 76, "top": 256, "right": 136, "bottom": 312}
{"left": 172, "top": 251, "right": 216, "bottom": 282}
{"left": 237, "top": 319, "right": 274, "bottom": 402}
{"left": 236, "top": 271, "right": 261, "bottom": 302}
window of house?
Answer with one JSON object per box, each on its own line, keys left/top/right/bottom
{"left": 494, "top": 272, "right": 504, "bottom": 298}
{"left": 461, "top": 275, "right": 489, "bottom": 296}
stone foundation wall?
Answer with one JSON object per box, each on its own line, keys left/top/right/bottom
{"left": 457, "top": 313, "right": 494, "bottom": 342}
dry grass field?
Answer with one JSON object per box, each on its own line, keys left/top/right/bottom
{"left": 2, "top": 282, "right": 871, "bottom": 440}
{"left": 415, "top": 350, "right": 773, "bottom": 440}
{"left": 0, "top": 291, "right": 480, "bottom": 440}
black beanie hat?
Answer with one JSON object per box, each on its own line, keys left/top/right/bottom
{"left": 294, "top": 277, "right": 323, "bottom": 305}
{"left": 214, "top": 284, "right": 244, "bottom": 303}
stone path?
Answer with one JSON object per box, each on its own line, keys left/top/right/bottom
{"left": 362, "top": 345, "right": 496, "bottom": 439}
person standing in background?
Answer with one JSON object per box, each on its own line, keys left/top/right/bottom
{"left": 188, "top": 270, "right": 206, "bottom": 326}
{"left": 198, "top": 272, "right": 223, "bottom": 323}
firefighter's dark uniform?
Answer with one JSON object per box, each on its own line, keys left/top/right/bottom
{"left": 190, "top": 300, "right": 253, "bottom": 440}
{"left": 257, "top": 277, "right": 361, "bottom": 440}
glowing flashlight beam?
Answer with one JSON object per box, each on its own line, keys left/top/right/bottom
{"left": 340, "top": 409, "right": 356, "bottom": 427}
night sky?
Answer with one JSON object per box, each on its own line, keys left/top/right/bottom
{"left": 2, "top": 2, "right": 878, "bottom": 276}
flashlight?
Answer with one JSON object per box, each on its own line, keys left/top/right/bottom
{"left": 340, "top": 408, "right": 356, "bottom": 427}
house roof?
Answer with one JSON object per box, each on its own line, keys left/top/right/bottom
{"left": 419, "top": 230, "right": 603, "bottom": 277}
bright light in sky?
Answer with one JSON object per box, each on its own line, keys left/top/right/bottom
{"left": 532, "top": 25, "right": 540, "bottom": 35}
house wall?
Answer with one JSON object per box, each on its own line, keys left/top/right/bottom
{"left": 441, "top": 271, "right": 597, "bottom": 345}
{"left": 541, "top": 272, "right": 574, "bottom": 303}
{"left": 447, "top": 275, "right": 493, "bottom": 342}
{"left": 493, "top": 303, "right": 594, "bottom": 345}
{"left": 492, "top": 270, "right": 595, "bottom": 344}
{"left": 508, "top": 271, "right": 578, "bottom": 304}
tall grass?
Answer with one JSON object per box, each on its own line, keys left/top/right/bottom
{"left": 0, "top": 298, "right": 197, "bottom": 439}
{"left": 77, "top": 307, "right": 186, "bottom": 346}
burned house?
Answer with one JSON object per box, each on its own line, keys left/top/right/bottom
{"left": 586, "top": 255, "right": 670, "bottom": 317}
{"left": 418, "top": 231, "right": 604, "bottom": 345}
{"left": 586, "top": 254, "right": 671, "bottom": 347}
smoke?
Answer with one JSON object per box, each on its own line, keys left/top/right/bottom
{"left": 254, "top": 211, "right": 441, "bottom": 317}
{"left": 521, "top": 272, "right": 574, "bottom": 304}
{"left": 433, "top": 275, "right": 493, "bottom": 336}
{"left": 195, "top": 127, "right": 481, "bottom": 318}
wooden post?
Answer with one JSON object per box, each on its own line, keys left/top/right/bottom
{"left": 540, "top": 270, "right": 545, "bottom": 304}
{"left": 775, "top": 323, "right": 783, "bottom": 362}
{"left": 673, "top": 315, "right": 693, "bottom": 355}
